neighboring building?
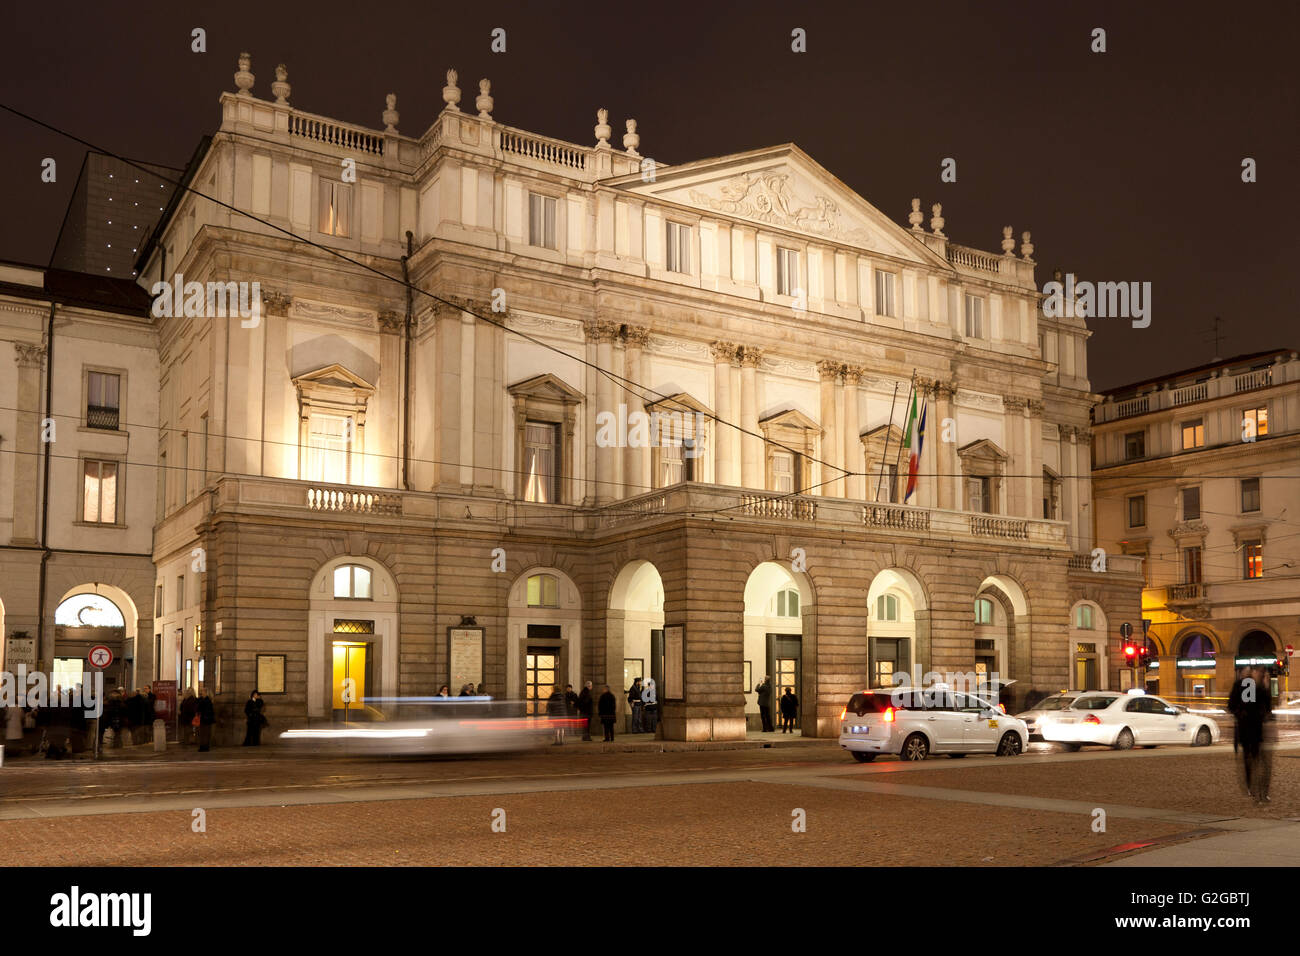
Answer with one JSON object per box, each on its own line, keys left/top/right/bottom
{"left": 111, "top": 55, "right": 1143, "bottom": 741}
{"left": 0, "top": 261, "right": 158, "bottom": 693}
{"left": 1092, "top": 348, "right": 1300, "bottom": 701}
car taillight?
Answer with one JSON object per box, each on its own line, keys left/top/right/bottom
{"left": 1083, "top": 714, "right": 1101, "bottom": 724}
{"left": 883, "top": 707, "right": 896, "bottom": 723}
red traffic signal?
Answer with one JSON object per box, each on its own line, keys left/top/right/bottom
{"left": 1124, "top": 645, "right": 1137, "bottom": 659}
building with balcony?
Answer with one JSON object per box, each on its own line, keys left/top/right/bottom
{"left": 0, "top": 262, "right": 158, "bottom": 694}
{"left": 1092, "top": 348, "right": 1300, "bottom": 702}
{"left": 117, "top": 56, "right": 1142, "bottom": 741}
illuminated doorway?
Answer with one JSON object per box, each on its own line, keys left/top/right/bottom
{"left": 331, "top": 618, "right": 373, "bottom": 720}
{"left": 525, "top": 634, "right": 561, "bottom": 717}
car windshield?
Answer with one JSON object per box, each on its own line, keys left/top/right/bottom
{"left": 1037, "top": 696, "right": 1076, "bottom": 711}
{"left": 1071, "top": 695, "right": 1118, "bottom": 710}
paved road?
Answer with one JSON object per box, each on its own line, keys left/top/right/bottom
{"left": 1, "top": 739, "right": 1294, "bottom": 865}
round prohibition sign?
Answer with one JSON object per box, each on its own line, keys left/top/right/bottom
{"left": 88, "top": 644, "right": 114, "bottom": 669}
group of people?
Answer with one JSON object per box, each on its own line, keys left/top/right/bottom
{"left": 2, "top": 685, "right": 91, "bottom": 758}
{"left": 177, "top": 687, "right": 218, "bottom": 750}
{"left": 754, "top": 677, "right": 799, "bottom": 733}
{"left": 545, "top": 681, "right": 622, "bottom": 742}
{"left": 624, "top": 677, "right": 659, "bottom": 734}
{"left": 437, "top": 683, "right": 489, "bottom": 697}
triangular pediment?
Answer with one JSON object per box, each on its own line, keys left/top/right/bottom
{"left": 606, "top": 144, "right": 951, "bottom": 267}
{"left": 508, "top": 372, "right": 585, "bottom": 404}
{"left": 644, "top": 391, "right": 714, "bottom": 417}
{"left": 292, "top": 364, "right": 375, "bottom": 394}
{"left": 862, "top": 423, "right": 904, "bottom": 444}
{"left": 760, "top": 407, "right": 821, "bottom": 432}
{"left": 958, "top": 438, "right": 1008, "bottom": 461}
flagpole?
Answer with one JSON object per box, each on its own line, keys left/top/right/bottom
{"left": 875, "top": 382, "right": 900, "bottom": 502}
{"left": 892, "top": 372, "right": 917, "bottom": 503}
{"left": 906, "top": 393, "right": 929, "bottom": 504}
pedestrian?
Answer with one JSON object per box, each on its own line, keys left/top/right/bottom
{"left": 627, "top": 678, "right": 644, "bottom": 733}
{"left": 4, "top": 702, "right": 23, "bottom": 754}
{"left": 779, "top": 686, "right": 799, "bottom": 732}
{"left": 598, "top": 684, "right": 617, "bottom": 741}
{"left": 103, "top": 688, "right": 126, "bottom": 748}
{"left": 179, "top": 688, "right": 198, "bottom": 745}
{"left": 476, "top": 683, "right": 489, "bottom": 697}
{"left": 436, "top": 685, "right": 450, "bottom": 697}
{"left": 641, "top": 677, "right": 659, "bottom": 734}
{"left": 127, "top": 687, "right": 148, "bottom": 745}
{"left": 564, "top": 683, "right": 578, "bottom": 717}
{"left": 196, "top": 688, "right": 215, "bottom": 752}
{"left": 1230, "top": 665, "right": 1273, "bottom": 803}
{"left": 546, "top": 683, "right": 567, "bottom": 745}
{"left": 242, "top": 690, "right": 265, "bottom": 746}
{"left": 756, "top": 676, "right": 774, "bottom": 732}
{"left": 577, "top": 680, "right": 594, "bottom": 741}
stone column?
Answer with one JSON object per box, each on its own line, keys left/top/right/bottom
{"left": 817, "top": 360, "right": 843, "bottom": 498}
{"left": 588, "top": 320, "right": 619, "bottom": 504}
{"left": 1075, "top": 427, "right": 1093, "bottom": 550}
{"left": 11, "top": 343, "right": 45, "bottom": 544}
{"left": 1058, "top": 424, "right": 1077, "bottom": 547}
{"left": 710, "top": 341, "right": 739, "bottom": 487}
{"left": 1001, "top": 394, "right": 1027, "bottom": 516}
{"left": 934, "top": 381, "right": 957, "bottom": 511}
{"left": 624, "top": 326, "right": 652, "bottom": 495}
{"left": 843, "top": 365, "right": 864, "bottom": 500}
{"left": 739, "top": 347, "right": 764, "bottom": 488}
{"left": 1027, "top": 399, "right": 1045, "bottom": 524}
{"left": 459, "top": 310, "right": 476, "bottom": 487}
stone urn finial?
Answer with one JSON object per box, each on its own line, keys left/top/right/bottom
{"left": 930, "top": 202, "right": 945, "bottom": 237}
{"left": 908, "top": 197, "right": 924, "bottom": 231}
{"left": 234, "top": 52, "right": 255, "bottom": 96}
{"left": 476, "top": 79, "right": 494, "bottom": 120}
{"left": 383, "top": 93, "right": 400, "bottom": 133}
{"left": 1001, "top": 226, "right": 1015, "bottom": 255}
{"left": 594, "top": 108, "right": 611, "bottom": 149}
{"left": 271, "top": 64, "right": 291, "bottom": 105}
{"left": 443, "top": 69, "right": 461, "bottom": 111}
{"left": 1020, "top": 230, "right": 1035, "bottom": 261}
{"left": 622, "top": 118, "right": 640, "bottom": 157}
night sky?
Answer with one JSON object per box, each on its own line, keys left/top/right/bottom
{"left": 2, "top": 0, "right": 1295, "bottom": 390}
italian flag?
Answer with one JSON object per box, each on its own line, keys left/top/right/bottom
{"left": 903, "top": 392, "right": 927, "bottom": 503}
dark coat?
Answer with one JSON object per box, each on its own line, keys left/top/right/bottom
{"left": 244, "top": 697, "right": 264, "bottom": 724}
{"left": 546, "top": 691, "right": 566, "bottom": 718}
{"left": 197, "top": 697, "right": 216, "bottom": 725}
{"left": 779, "top": 692, "right": 799, "bottom": 717}
{"left": 627, "top": 682, "right": 642, "bottom": 705}
{"left": 598, "top": 691, "right": 617, "bottom": 717}
{"left": 179, "top": 695, "right": 198, "bottom": 723}
{"left": 564, "top": 690, "right": 579, "bottom": 715}
{"left": 756, "top": 681, "right": 773, "bottom": 708}
{"left": 577, "top": 687, "right": 593, "bottom": 716}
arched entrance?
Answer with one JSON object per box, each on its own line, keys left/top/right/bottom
{"left": 975, "top": 574, "right": 1030, "bottom": 701}
{"left": 608, "top": 560, "right": 664, "bottom": 731}
{"left": 1068, "top": 600, "right": 1108, "bottom": 690}
{"left": 1236, "top": 630, "right": 1279, "bottom": 668}
{"left": 53, "top": 584, "right": 138, "bottom": 694}
{"left": 743, "top": 561, "right": 813, "bottom": 734}
{"left": 507, "top": 567, "right": 581, "bottom": 714}
{"left": 867, "top": 568, "right": 928, "bottom": 688}
{"left": 1174, "top": 631, "right": 1218, "bottom": 698}
{"left": 307, "top": 557, "right": 399, "bottom": 719}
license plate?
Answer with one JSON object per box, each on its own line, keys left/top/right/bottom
{"left": 1058, "top": 718, "right": 1076, "bottom": 724}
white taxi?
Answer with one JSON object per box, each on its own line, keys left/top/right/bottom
{"left": 840, "top": 686, "right": 1029, "bottom": 762}
{"left": 1041, "top": 690, "right": 1221, "bottom": 750}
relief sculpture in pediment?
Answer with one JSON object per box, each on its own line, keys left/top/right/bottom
{"left": 687, "top": 172, "right": 871, "bottom": 244}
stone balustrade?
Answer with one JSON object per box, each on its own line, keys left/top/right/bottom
{"left": 1095, "top": 354, "right": 1296, "bottom": 424}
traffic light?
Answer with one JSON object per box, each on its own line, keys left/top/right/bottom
{"left": 1124, "top": 645, "right": 1137, "bottom": 660}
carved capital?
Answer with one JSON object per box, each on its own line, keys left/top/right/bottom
{"left": 739, "top": 346, "right": 765, "bottom": 369}
{"left": 433, "top": 294, "right": 475, "bottom": 319}
{"left": 843, "top": 365, "right": 865, "bottom": 386}
{"left": 1056, "top": 423, "right": 1075, "bottom": 441}
{"left": 1002, "top": 394, "right": 1028, "bottom": 413}
{"left": 261, "top": 290, "right": 292, "bottom": 316}
{"left": 709, "top": 340, "right": 739, "bottom": 364}
{"left": 931, "top": 379, "right": 956, "bottom": 401}
{"left": 1027, "top": 399, "right": 1046, "bottom": 416}
{"left": 1075, "top": 426, "right": 1092, "bottom": 441}
{"left": 624, "top": 325, "right": 652, "bottom": 348}
{"left": 13, "top": 343, "right": 46, "bottom": 369}
{"left": 816, "top": 359, "right": 844, "bottom": 382}
{"left": 377, "top": 310, "right": 403, "bottom": 333}
{"left": 583, "top": 320, "right": 619, "bottom": 343}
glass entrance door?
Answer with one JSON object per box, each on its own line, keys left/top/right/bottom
{"left": 525, "top": 647, "right": 558, "bottom": 716}
{"left": 332, "top": 641, "right": 369, "bottom": 716}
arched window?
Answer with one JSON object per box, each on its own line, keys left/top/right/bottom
{"left": 55, "top": 593, "right": 125, "bottom": 628}
{"left": 527, "top": 574, "right": 559, "bottom": 608}
{"left": 333, "top": 564, "right": 372, "bottom": 599}
{"left": 876, "top": 594, "right": 899, "bottom": 622}
{"left": 773, "top": 588, "right": 800, "bottom": 617}
{"left": 1074, "top": 604, "right": 1094, "bottom": 629}
{"left": 974, "top": 597, "right": 994, "bottom": 625}
{"left": 1178, "top": 633, "right": 1215, "bottom": 661}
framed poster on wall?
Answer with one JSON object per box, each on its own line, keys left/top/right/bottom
{"left": 256, "top": 654, "right": 286, "bottom": 694}
{"left": 743, "top": 660, "right": 753, "bottom": 693}
{"left": 664, "top": 625, "right": 684, "bottom": 701}
{"left": 448, "top": 626, "right": 485, "bottom": 692}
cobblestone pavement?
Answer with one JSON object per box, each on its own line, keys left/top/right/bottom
{"left": 1, "top": 739, "right": 1289, "bottom": 865}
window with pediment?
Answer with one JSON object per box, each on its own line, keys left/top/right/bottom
{"left": 861, "top": 424, "right": 906, "bottom": 503}
{"left": 646, "top": 393, "right": 712, "bottom": 488}
{"left": 509, "top": 374, "right": 584, "bottom": 504}
{"left": 293, "top": 365, "right": 375, "bottom": 485}
{"left": 957, "top": 439, "right": 1008, "bottom": 515}
{"left": 759, "top": 408, "right": 820, "bottom": 494}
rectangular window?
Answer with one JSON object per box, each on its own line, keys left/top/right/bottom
{"left": 771, "top": 450, "right": 798, "bottom": 493}
{"left": 873, "top": 463, "right": 899, "bottom": 503}
{"left": 176, "top": 574, "right": 185, "bottom": 612}
{"left": 155, "top": 585, "right": 163, "bottom": 617}
{"left": 1243, "top": 540, "right": 1263, "bottom": 580}
{"left": 963, "top": 294, "right": 983, "bottom": 338}
{"left": 1127, "top": 494, "right": 1146, "bottom": 528}
{"left": 1182, "top": 486, "right": 1201, "bottom": 521}
{"left": 1124, "top": 431, "right": 1145, "bottom": 460}
{"left": 86, "top": 371, "right": 121, "bottom": 430}
{"left": 522, "top": 421, "right": 559, "bottom": 503}
{"left": 666, "top": 222, "right": 691, "bottom": 274}
{"left": 82, "top": 459, "right": 118, "bottom": 523}
{"left": 776, "top": 247, "right": 798, "bottom": 296}
{"left": 1241, "top": 477, "right": 1261, "bottom": 513}
{"left": 966, "top": 476, "right": 991, "bottom": 514}
{"left": 1243, "top": 406, "right": 1268, "bottom": 438}
{"left": 1183, "top": 546, "right": 1202, "bottom": 585}
{"left": 306, "top": 414, "right": 351, "bottom": 484}
{"left": 874, "top": 270, "right": 896, "bottom": 317}
{"left": 1181, "top": 419, "right": 1204, "bottom": 450}
{"left": 318, "top": 181, "right": 352, "bottom": 237}
{"left": 528, "top": 193, "right": 557, "bottom": 249}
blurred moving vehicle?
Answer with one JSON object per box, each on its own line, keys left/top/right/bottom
{"left": 839, "top": 686, "right": 1028, "bottom": 762}
{"left": 1015, "top": 692, "right": 1079, "bottom": 741}
{"left": 1041, "top": 690, "right": 1220, "bottom": 750}
{"left": 279, "top": 697, "right": 578, "bottom": 755}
